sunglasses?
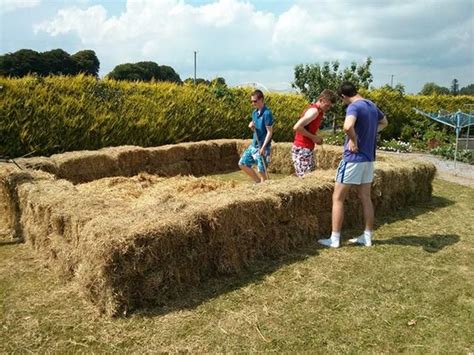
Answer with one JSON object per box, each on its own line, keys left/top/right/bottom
{"left": 251, "top": 99, "right": 259, "bottom": 103}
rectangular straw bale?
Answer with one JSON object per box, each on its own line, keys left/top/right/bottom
{"left": 0, "top": 167, "right": 55, "bottom": 240}
{"left": 145, "top": 144, "right": 188, "bottom": 173}
{"left": 15, "top": 156, "right": 58, "bottom": 175}
{"left": 100, "top": 146, "right": 149, "bottom": 176}
{"left": 51, "top": 150, "right": 120, "bottom": 184}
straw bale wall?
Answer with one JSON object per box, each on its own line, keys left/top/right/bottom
{"left": 0, "top": 140, "right": 436, "bottom": 315}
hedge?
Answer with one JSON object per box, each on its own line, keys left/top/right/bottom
{"left": 1, "top": 75, "right": 473, "bottom": 156}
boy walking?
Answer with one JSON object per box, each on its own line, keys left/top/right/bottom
{"left": 239, "top": 90, "right": 274, "bottom": 183}
{"left": 318, "top": 82, "right": 388, "bottom": 248}
{"left": 292, "top": 89, "right": 337, "bottom": 177}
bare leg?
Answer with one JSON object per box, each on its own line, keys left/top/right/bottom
{"left": 356, "top": 183, "right": 374, "bottom": 231}
{"left": 258, "top": 171, "right": 267, "bottom": 182}
{"left": 332, "top": 182, "right": 352, "bottom": 233}
{"left": 239, "top": 165, "right": 261, "bottom": 183}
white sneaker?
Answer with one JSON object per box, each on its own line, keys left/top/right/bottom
{"left": 348, "top": 234, "right": 372, "bottom": 247}
{"left": 318, "top": 237, "right": 340, "bottom": 248}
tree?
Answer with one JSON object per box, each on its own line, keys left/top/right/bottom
{"left": 42, "top": 49, "right": 77, "bottom": 75}
{"left": 210, "top": 77, "right": 226, "bottom": 87}
{"left": 158, "top": 65, "right": 181, "bottom": 83}
{"left": 451, "top": 78, "right": 459, "bottom": 96}
{"left": 107, "top": 61, "right": 181, "bottom": 83}
{"left": 107, "top": 63, "right": 147, "bottom": 81}
{"left": 292, "top": 57, "right": 373, "bottom": 102}
{"left": 459, "top": 84, "right": 474, "bottom": 95}
{"left": 71, "top": 50, "right": 100, "bottom": 77}
{"left": 0, "top": 49, "right": 46, "bottom": 76}
{"left": 184, "top": 77, "right": 211, "bottom": 85}
{"left": 419, "top": 82, "right": 450, "bottom": 95}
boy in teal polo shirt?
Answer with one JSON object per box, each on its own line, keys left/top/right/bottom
{"left": 238, "top": 89, "right": 274, "bottom": 183}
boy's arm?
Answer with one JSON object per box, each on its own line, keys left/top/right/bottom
{"left": 260, "top": 125, "right": 273, "bottom": 156}
{"left": 378, "top": 116, "right": 388, "bottom": 131}
{"left": 343, "top": 115, "right": 358, "bottom": 152}
{"left": 293, "top": 108, "right": 323, "bottom": 144}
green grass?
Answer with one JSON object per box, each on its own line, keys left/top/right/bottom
{"left": 0, "top": 179, "right": 473, "bottom": 353}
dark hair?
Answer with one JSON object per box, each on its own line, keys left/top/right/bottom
{"left": 338, "top": 81, "right": 358, "bottom": 97}
{"left": 318, "top": 89, "right": 338, "bottom": 104}
{"left": 251, "top": 89, "right": 264, "bottom": 100}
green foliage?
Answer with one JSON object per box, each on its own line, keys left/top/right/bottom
{"left": 459, "top": 83, "right": 474, "bottom": 95}
{"left": 1, "top": 75, "right": 473, "bottom": 157}
{"left": 450, "top": 78, "right": 459, "bottom": 96}
{"left": 419, "top": 82, "right": 450, "bottom": 95}
{"left": 70, "top": 50, "right": 100, "bottom": 77}
{"left": 0, "top": 75, "right": 307, "bottom": 156}
{"left": 0, "top": 48, "right": 100, "bottom": 78}
{"left": 431, "top": 144, "right": 473, "bottom": 164}
{"left": 106, "top": 62, "right": 181, "bottom": 83}
{"left": 378, "top": 139, "right": 413, "bottom": 153}
{"left": 292, "top": 58, "right": 373, "bottom": 102}
{"left": 364, "top": 88, "right": 474, "bottom": 146}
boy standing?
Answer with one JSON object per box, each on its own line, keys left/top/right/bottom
{"left": 239, "top": 90, "right": 274, "bottom": 183}
{"left": 292, "top": 89, "right": 337, "bottom": 177}
{"left": 318, "top": 82, "right": 388, "bottom": 248}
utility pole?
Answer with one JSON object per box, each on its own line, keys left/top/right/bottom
{"left": 390, "top": 74, "right": 394, "bottom": 87}
{"left": 193, "top": 51, "right": 197, "bottom": 84}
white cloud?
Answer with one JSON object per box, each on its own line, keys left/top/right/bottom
{"left": 1, "top": 0, "right": 41, "bottom": 13}
{"left": 32, "top": 0, "right": 474, "bottom": 92}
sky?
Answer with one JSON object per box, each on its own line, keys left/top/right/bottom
{"left": 1, "top": 0, "right": 473, "bottom": 93}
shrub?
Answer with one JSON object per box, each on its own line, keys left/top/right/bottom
{"left": 430, "top": 144, "right": 473, "bottom": 164}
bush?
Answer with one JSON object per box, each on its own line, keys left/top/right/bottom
{"left": 431, "top": 144, "right": 473, "bottom": 164}
{"left": 378, "top": 139, "right": 413, "bottom": 153}
{"left": 0, "top": 76, "right": 308, "bottom": 156}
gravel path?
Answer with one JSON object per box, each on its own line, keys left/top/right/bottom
{"left": 381, "top": 151, "right": 473, "bottom": 187}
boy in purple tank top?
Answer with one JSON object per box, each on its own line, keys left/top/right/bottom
{"left": 318, "top": 82, "right": 388, "bottom": 248}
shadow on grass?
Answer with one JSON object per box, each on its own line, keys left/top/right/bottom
{"left": 375, "top": 234, "right": 460, "bottom": 252}
{"left": 376, "top": 195, "right": 455, "bottom": 226}
{"left": 137, "top": 196, "right": 458, "bottom": 317}
{"left": 135, "top": 244, "right": 321, "bottom": 318}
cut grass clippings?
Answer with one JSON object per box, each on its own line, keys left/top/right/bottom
{"left": 0, "top": 179, "right": 472, "bottom": 353}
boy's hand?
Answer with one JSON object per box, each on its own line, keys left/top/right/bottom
{"left": 249, "top": 121, "right": 255, "bottom": 131}
{"left": 348, "top": 139, "right": 359, "bottom": 152}
{"left": 313, "top": 136, "right": 323, "bottom": 145}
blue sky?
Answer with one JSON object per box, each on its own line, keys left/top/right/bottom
{"left": 1, "top": 0, "right": 473, "bottom": 93}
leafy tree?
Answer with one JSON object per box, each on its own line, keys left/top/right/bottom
{"left": 107, "top": 61, "right": 181, "bottom": 83}
{"left": 42, "top": 49, "right": 77, "bottom": 75}
{"left": 210, "top": 77, "right": 226, "bottom": 87}
{"left": 158, "top": 65, "right": 181, "bottom": 83}
{"left": 0, "top": 49, "right": 46, "bottom": 76}
{"left": 184, "top": 77, "right": 211, "bottom": 85}
{"left": 107, "top": 63, "right": 147, "bottom": 81}
{"left": 71, "top": 50, "right": 100, "bottom": 77}
{"left": 292, "top": 57, "right": 373, "bottom": 102}
{"left": 451, "top": 78, "right": 459, "bottom": 96}
{"left": 419, "top": 82, "right": 450, "bottom": 95}
{"left": 459, "top": 84, "right": 474, "bottom": 95}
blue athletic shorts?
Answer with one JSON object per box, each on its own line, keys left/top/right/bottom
{"left": 238, "top": 145, "right": 270, "bottom": 173}
{"left": 335, "top": 160, "right": 374, "bottom": 184}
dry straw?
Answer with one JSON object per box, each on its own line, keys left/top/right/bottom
{"left": 0, "top": 140, "right": 436, "bottom": 315}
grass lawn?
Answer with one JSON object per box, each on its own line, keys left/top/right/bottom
{"left": 0, "top": 179, "right": 472, "bottom": 353}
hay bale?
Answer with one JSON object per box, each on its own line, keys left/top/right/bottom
{"left": 51, "top": 150, "right": 120, "bottom": 184}
{"left": 100, "top": 146, "right": 149, "bottom": 177}
{"left": 3, "top": 140, "right": 436, "bottom": 316}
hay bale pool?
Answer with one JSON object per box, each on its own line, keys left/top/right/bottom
{"left": 0, "top": 139, "right": 436, "bottom": 316}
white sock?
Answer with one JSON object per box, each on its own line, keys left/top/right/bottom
{"left": 331, "top": 232, "right": 341, "bottom": 240}
{"left": 364, "top": 230, "right": 373, "bottom": 239}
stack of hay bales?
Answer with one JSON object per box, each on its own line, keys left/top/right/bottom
{"left": 0, "top": 140, "right": 436, "bottom": 315}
